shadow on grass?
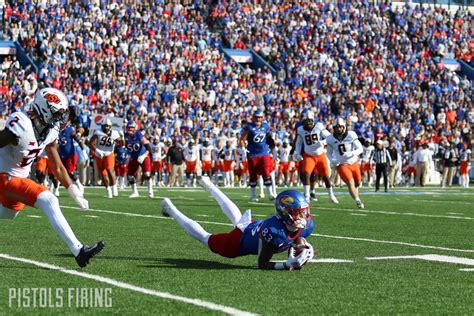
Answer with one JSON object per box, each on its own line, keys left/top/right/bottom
{"left": 54, "top": 254, "right": 252, "bottom": 270}
{"left": 139, "top": 258, "right": 253, "bottom": 270}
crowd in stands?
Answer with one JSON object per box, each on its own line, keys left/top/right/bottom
{"left": 0, "top": 0, "right": 473, "bottom": 188}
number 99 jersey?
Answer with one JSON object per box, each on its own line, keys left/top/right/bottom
{"left": 0, "top": 111, "right": 59, "bottom": 178}
{"left": 93, "top": 129, "right": 120, "bottom": 156}
{"left": 296, "top": 122, "right": 330, "bottom": 156}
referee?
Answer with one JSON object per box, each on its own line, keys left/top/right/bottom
{"left": 370, "top": 140, "right": 392, "bottom": 192}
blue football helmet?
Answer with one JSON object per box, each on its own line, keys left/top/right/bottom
{"left": 275, "top": 190, "right": 310, "bottom": 231}
{"left": 253, "top": 110, "right": 263, "bottom": 117}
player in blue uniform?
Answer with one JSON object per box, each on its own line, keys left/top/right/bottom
{"left": 161, "top": 177, "right": 314, "bottom": 270}
{"left": 124, "top": 120, "right": 153, "bottom": 198}
{"left": 114, "top": 138, "right": 129, "bottom": 190}
{"left": 240, "top": 110, "right": 276, "bottom": 202}
{"left": 58, "top": 123, "right": 86, "bottom": 194}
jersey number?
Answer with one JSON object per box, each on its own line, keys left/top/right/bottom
{"left": 304, "top": 133, "right": 318, "bottom": 146}
{"left": 99, "top": 136, "right": 112, "bottom": 147}
{"left": 21, "top": 148, "right": 42, "bottom": 167}
{"left": 253, "top": 133, "right": 265, "bottom": 143}
{"left": 338, "top": 144, "right": 346, "bottom": 156}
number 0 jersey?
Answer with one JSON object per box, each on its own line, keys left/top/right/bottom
{"left": 0, "top": 111, "right": 59, "bottom": 178}
{"left": 94, "top": 129, "right": 120, "bottom": 155}
{"left": 326, "top": 131, "right": 363, "bottom": 165}
{"left": 295, "top": 122, "right": 330, "bottom": 156}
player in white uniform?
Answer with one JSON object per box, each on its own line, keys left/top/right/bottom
{"left": 459, "top": 144, "right": 472, "bottom": 188}
{"left": 236, "top": 144, "right": 248, "bottom": 187}
{"left": 361, "top": 140, "right": 375, "bottom": 187}
{"left": 89, "top": 118, "right": 121, "bottom": 198}
{"left": 0, "top": 88, "right": 103, "bottom": 267}
{"left": 150, "top": 136, "right": 167, "bottom": 187}
{"left": 222, "top": 139, "right": 236, "bottom": 187}
{"left": 184, "top": 139, "right": 200, "bottom": 187}
{"left": 200, "top": 138, "right": 214, "bottom": 177}
{"left": 277, "top": 139, "right": 292, "bottom": 186}
{"left": 295, "top": 111, "right": 338, "bottom": 203}
{"left": 326, "top": 118, "right": 364, "bottom": 209}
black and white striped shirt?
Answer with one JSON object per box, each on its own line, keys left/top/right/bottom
{"left": 371, "top": 148, "right": 392, "bottom": 165}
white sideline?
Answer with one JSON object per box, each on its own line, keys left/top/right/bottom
{"left": 0, "top": 253, "right": 257, "bottom": 316}
{"left": 60, "top": 206, "right": 474, "bottom": 253}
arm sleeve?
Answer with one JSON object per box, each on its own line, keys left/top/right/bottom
{"left": 352, "top": 139, "right": 363, "bottom": 157}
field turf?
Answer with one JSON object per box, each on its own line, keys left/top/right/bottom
{"left": 1, "top": 185, "right": 473, "bottom": 315}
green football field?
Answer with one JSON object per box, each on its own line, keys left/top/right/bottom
{"left": 0, "top": 185, "right": 473, "bottom": 315}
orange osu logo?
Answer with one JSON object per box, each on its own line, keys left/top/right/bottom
{"left": 44, "top": 93, "right": 61, "bottom": 104}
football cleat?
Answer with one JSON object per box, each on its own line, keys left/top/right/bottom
{"left": 129, "top": 192, "right": 140, "bottom": 198}
{"left": 148, "top": 191, "right": 154, "bottom": 198}
{"left": 199, "top": 176, "right": 215, "bottom": 191}
{"left": 75, "top": 241, "right": 105, "bottom": 268}
{"left": 250, "top": 197, "right": 259, "bottom": 202}
{"left": 259, "top": 193, "right": 265, "bottom": 199}
{"left": 357, "top": 201, "right": 365, "bottom": 209}
{"left": 329, "top": 195, "right": 339, "bottom": 204}
{"left": 310, "top": 193, "right": 318, "bottom": 202}
{"left": 269, "top": 195, "right": 276, "bottom": 201}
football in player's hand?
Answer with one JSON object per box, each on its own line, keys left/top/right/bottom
{"left": 290, "top": 237, "right": 309, "bottom": 257}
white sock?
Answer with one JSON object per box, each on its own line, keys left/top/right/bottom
{"left": 355, "top": 197, "right": 361, "bottom": 203}
{"left": 107, "top": 186, "right": 113, "bottom": 198}
{"left": 165, "top": 201, "right": 210, "bottom": 245}
{"left": 304, "top": 185, "right": 310, "bottom": 197}
{"left": 266, "top": 185, "right": 273, "bottom": 198}
{"left": 147, "top": 179, "right": 153, "bottom": 194}
{"left": 131, "top": 183, "right": 138, "bottom": 194}
{"left": 206, "top": 184, "right": 242, "bottom": 226}
{"left": 258, "top": 177, "right": 264, "bottom": 195}
{"left": 35, "top": 191, "right": 83, "bottom": 256}
{"left": 327, "top": 186, "right": 334, "bottom": 196}
{"left": 112, "top": 184, "right": 118, "bottom": 196}
{"left": 250, "top": 186, "right": 257, "bottom": 199}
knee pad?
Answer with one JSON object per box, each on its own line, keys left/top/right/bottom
{"left": 35, "top": 190, "right": 60, "bottom": 210}
{"left": 143, "top": 172, "right": 151, "bottom": 180}
{"left": 128, "top": 176, "right": 136, "bottom": 184}
{"left": 249, "top": 181, "right": 257, "bottom": 188}
{"left": 263, "top": 177, "right": 272, "bottom": 186}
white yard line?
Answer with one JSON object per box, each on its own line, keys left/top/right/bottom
{"left": 350, "top": 213, "right": 367, "bottom": 216}
{"left": 84, "top": 215, "right": 99, "bottom": 218}
{"left": 61, "top": 206, "right": 474, "bottom": 254}
{"left": 411, "top": 199, "right": 474, "bottom": 205}
{"left": 316, "top": 206, "right": 473, "bottom": 220}
{"left": 459, "top": 268, "right": 474, "bottom": 272}
{"left": 316, "top": 234, "right": 474, "bottom": 253}
{"left": 0, "top": 253, "right": 257, "bottom": 316}
{"left": 26, "top": 215, "right": 42, "bottom": 218}
{"left": 366, "top": 254, "right": 474, "bottom": 266}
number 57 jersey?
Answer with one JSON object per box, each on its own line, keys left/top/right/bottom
{"left": 0, "top": 111, "right": 59, "bottom": 178}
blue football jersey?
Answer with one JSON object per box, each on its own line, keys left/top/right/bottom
{"left": 243, "top": 122, "right": 270, "bottom": 158}
{"left": 58, "top": 126, "right": 75, "bottom": 159}
{"left": 125, "top": 131, "right": 145, "bottom": 159}
{"left": 115, "top": 145, "right": 129, "bottom": 164}
{"left": 238, "top": 215, "right": 314, "bottom": 256}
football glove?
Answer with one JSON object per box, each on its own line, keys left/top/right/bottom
{"left": 294, "top": 153, "right": 303, "bottom": 162}
{"left": 95, "top": 149, "right": 105, "bottom": 159}
{"left": 286, "top": 247, "right": 310, "bottom": 269}
{"left": 68, "top": 184, "right": 89, "bottom": 211}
